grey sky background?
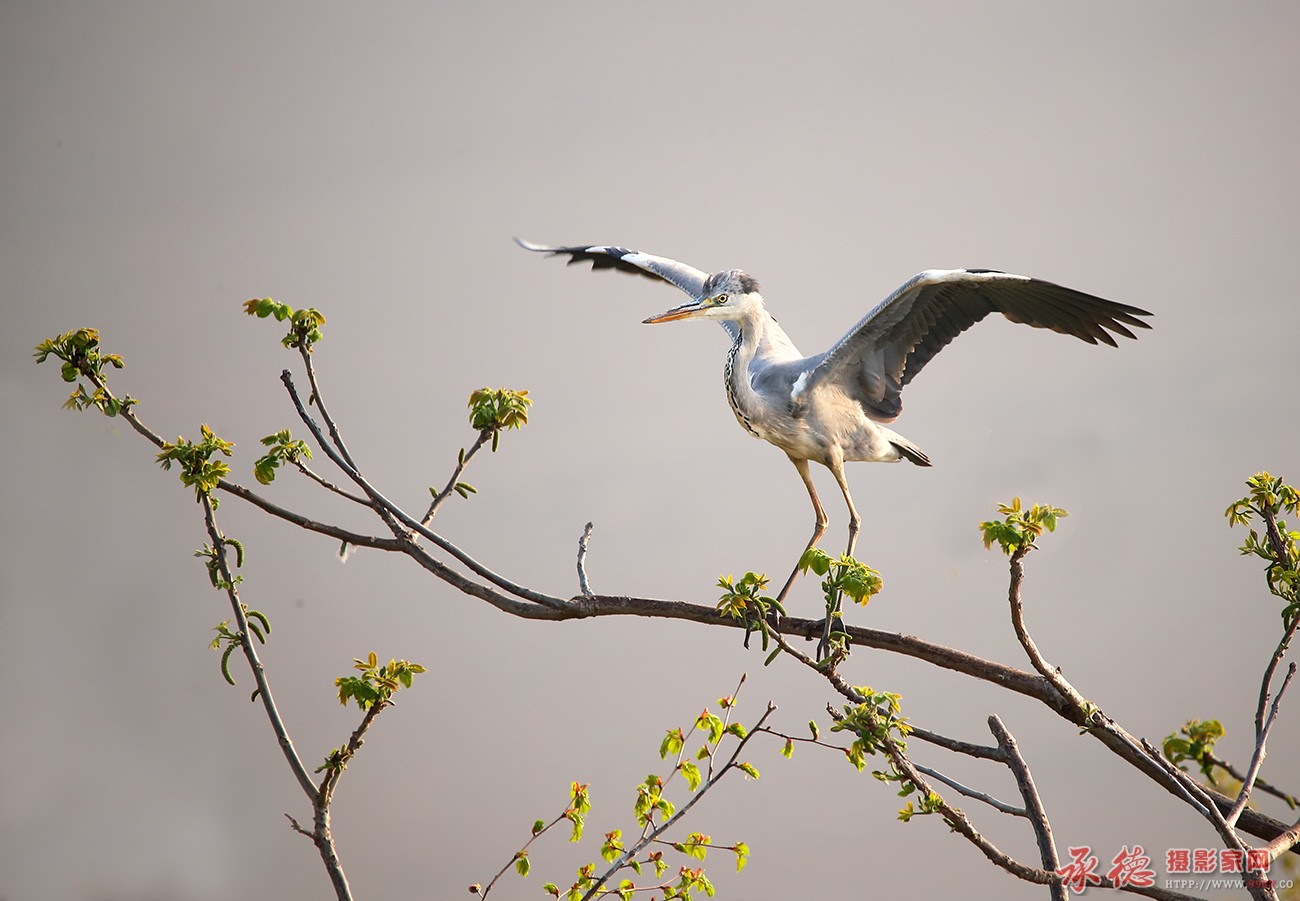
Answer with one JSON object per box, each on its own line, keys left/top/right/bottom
{"left": 3, "top": 3, "right": 1299, "bottom": 899}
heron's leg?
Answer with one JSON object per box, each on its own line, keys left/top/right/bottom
{"left": 818, "top": 460, "right": 862, "bottom": 658}
{"left": 830, "top": 461, "right": 861, "bottom": 561}
{"left": 774, "top": 457, "right": 828, "bottom": 605}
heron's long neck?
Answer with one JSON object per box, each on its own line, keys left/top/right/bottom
{"left": 724, "top": 307, "right": 790, "bottom": 438}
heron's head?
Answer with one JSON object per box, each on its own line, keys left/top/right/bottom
{"left": 642, "top": 269, "right": 763, "bottom": 325}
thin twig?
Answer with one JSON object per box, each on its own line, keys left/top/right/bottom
{"left": 908, "top": 726, "right": 1005, "bottom": 762}
{"left": 200, "top": 498, "right": 316, "bottom": 800}
{"left": 422, "top": 431, "right": 490, "bottom": 526}
{"left": 86, "top": 368, "right": 397, "bottom": 551}
{"left": 218, "top": 478, "right": 401, "bottom": 550}
{"left": 576, "top": 522, "right": 595, "bottom": 597}
{"left": 1205, "top": 750, "right": 1299, "bottom": 809}
{"left": 989, "top": 715, "right": 1065, "bottom": 901}
{"left": 912, "top": 763, "right": 1025, "bottom": 816}
{"left": 581, "top": 702, "right": 777, "bottom": 901}
{"left": 280, "top": 369, "right": 573, "bottom": 612}
{"left": 1254, "top": 605, "right": 1299, "bottom": 740}
{"left": 1228, "top": 662, "right": 1296, "bottom": 828}
{"left": 294, "top": 461, "right": 373, "bottom": 507}
{"left": 478, "top": 807, "right": 575, "bottom": 899}
{"left": 298, "top": 347, "right": 359, "bottom": 473}
{"left": 200, "top": 495, "right": 353, "bottom": 901}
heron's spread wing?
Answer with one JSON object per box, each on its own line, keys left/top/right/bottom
{"left": 515, "top": 238, "right": 740, "bottom": 341}
{"left": 803, "top": 269, "right": 1153, "bottom": 422}
{"left": 515, "top": 238, "right": 709, "bottom": 299}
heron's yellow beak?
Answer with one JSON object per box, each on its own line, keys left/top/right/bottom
{"left": 642, "top": 301, "right": 708, "bottom": 324}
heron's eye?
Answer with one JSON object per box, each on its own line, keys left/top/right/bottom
{"left": 714, "top": 294, "right": 729, "bottom": 305}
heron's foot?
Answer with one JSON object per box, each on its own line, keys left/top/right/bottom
{"left": 815, "top": 605, "right": 846, "bottom": 663}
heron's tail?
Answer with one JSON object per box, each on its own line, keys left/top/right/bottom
{"left": 890, "top": 438, "right": 931, "bottom": 467}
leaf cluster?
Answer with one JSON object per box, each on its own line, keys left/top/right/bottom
{"left": 468, "top": 387, "right": 531, "bottom": 451}
{"left": 799, "top": 548, "right": 883, "bottom": 606}
{"left": 1162, "top": 718, "right": 1225, "bottom": 783}
{"left": 243, "top": 298, "right": 327, "bottom": 350}
{"left": 1226, "top": 471, "right": 1300, "bottom": 626}
{"left": 253, "top": 429, "right": 313, "bottom": 485}
{"left": 34, "top": 328, "right": 135, "bottom": 416}
{"left": 830, "top": 687, "right": 927, "bottom": 818}
{"left": 797, "top": 549, "right": 883, "bottom": 660}
{"left": 334, "top": 652, "right": 426, "bottom": 711}
{"left": 979, "top": 497, "right": 1068, "bottom": 556}
{"left": 565, "top": 781, "right": 592, "bottom": 842}
{"left": 897, "top": 790, "right": 945, "bottom": 823}
{"left": 156, "top": 424, "right": 234, "bottom": 504}
{"left": 715, "top": 572, "right": 785, "bottom": 657}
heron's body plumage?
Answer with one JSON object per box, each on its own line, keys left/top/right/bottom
{"left": 719, "top": 300, "right": 919, "bottom": 467}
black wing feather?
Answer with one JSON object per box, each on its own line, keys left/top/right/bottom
{"left": 514, "top": 238, "right": 708, "bottom": 299}
{"left": 808, "top": 270, "right": 1152, "bottom": 420}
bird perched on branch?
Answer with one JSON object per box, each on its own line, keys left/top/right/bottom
{"left": 517, "top": 238, "right": 1151, "bottom": 627}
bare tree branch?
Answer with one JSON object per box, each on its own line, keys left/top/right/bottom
{"left": 989, "top": 715, "right": 1065, "bottom": 901}
{"left": 199, "top": 494, "right": 354, "bottom": 901}
{"left": 1227, "top": 662, "right": 1296, "bottom": 829}
{"left": 200, "top": 498, "right": 316, "bottom": 800}
{"left": 280, "top": 368, "right": 575, "bottom": 612}
{"left": 64, "top": 351, "right": 1300, "bottom": 870}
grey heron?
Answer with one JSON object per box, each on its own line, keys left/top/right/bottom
{"left": 517, "top": 238, "right": 1152, "bottom": 623}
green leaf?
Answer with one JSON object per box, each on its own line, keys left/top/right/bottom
{"left": 660, "top": 728, "right": 684, "bottom": 759}
{"left": 799, "top": 547, "right": 832, "bottom": 576}
{"left": 254, "top": 455, "right": 279, "bottom": 485}
{"left": 733, "top": 841, "right": 750, "bottom": 872}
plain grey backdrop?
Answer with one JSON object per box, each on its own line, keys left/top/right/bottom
{"left": 3, "top": 2, "right": 1299, "bottom": 899}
